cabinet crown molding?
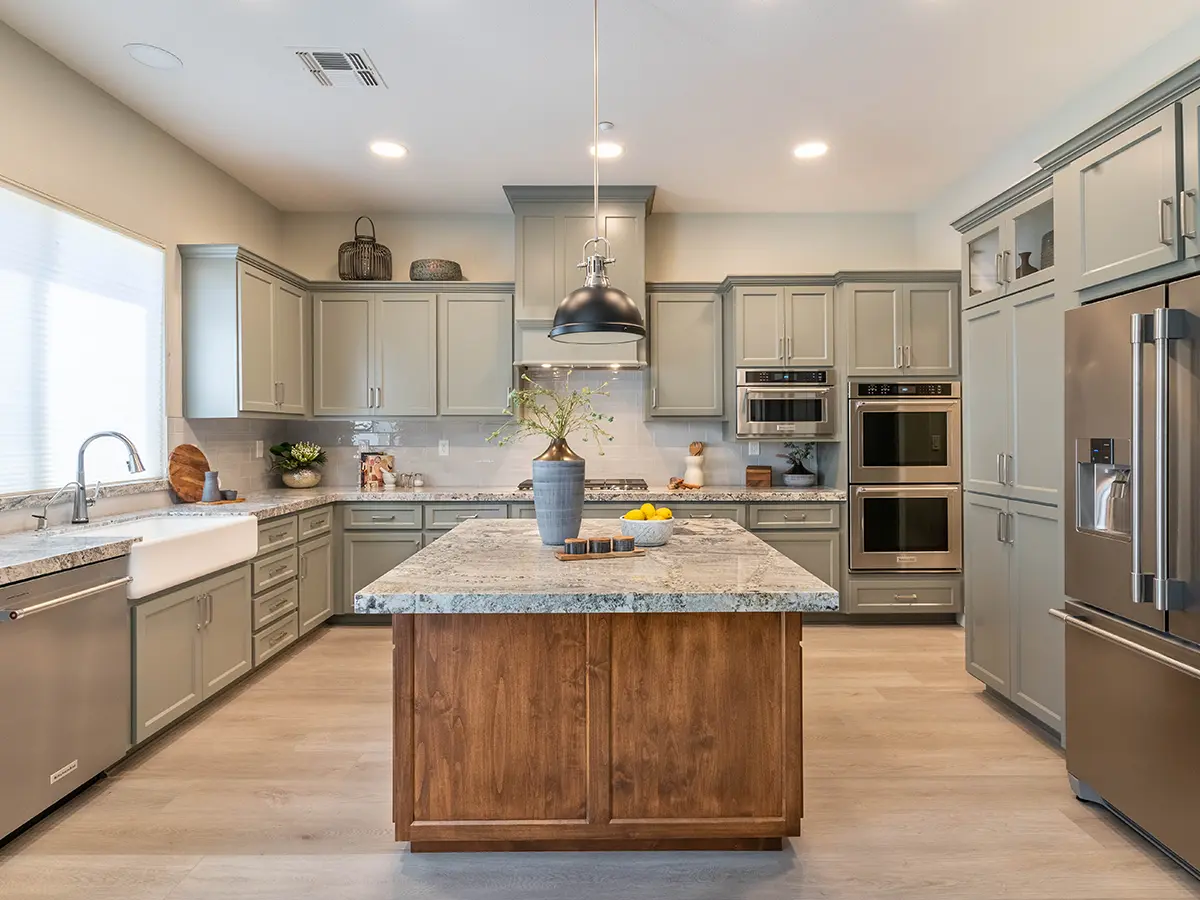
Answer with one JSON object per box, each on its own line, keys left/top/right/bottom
{"left": 949, "top": 171, "right": 1054, "bottom": 234}
{"left": 718, "top": 271, "right": 960, "bottom": 292}
{"left": 503, "top": 184, "right": 656, "bottom": 214}
{"left": 179, "top": 244, "right": 307, "bottom": 288}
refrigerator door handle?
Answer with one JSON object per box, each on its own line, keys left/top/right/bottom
{"left": 1050, "top": 608, "right": 1200, "bottom": 681}
{"left": 1130, "top": 313, "right": 1153, "bottom": 603}
{"left": 1152, "top": 307, "right": 1187, "bottom": 611}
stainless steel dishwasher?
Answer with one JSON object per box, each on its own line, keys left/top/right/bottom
{"left": 0, "top": 558, "right": 131, "bottom": 840}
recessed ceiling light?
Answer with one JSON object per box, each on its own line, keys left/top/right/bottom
{"left": 124, "top": 43, "right": 183, "bottom": 70}
{"left": 793, "top": 141, "right": 829, "bottom": 160}
{"left": 590, "top": 142, "right": 624, "bottom": 159}
{"left": 370, "top": 141, "right": 408, "bottom": 159}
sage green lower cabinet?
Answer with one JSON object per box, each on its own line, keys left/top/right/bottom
{"left": 133, "top": 565, "right": 252, "bottom": 744}
{"left": 298, "top": 534, "right": 334, "bottom": 635}
{"left": 964, "top": 492, "right": 1065, "bottom": 733}
{"left": 754, "top": 531, "right": 841, "bottom": 597}
{"left": 341, "top": 532, "right": 423, "bottom": 614}
{"left": 648, "top": 293, "right": 723, "bottom": 417}
{"left": 844, "top": 575, "right": 962, "bottom": 614}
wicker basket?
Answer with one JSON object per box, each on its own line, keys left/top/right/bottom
{"left": 338, "top": 216, "right": 392, "bottom": 281}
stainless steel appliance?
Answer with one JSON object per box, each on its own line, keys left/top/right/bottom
{"left": 849, "top": 382, "right": 961, "bottom": 484}
{"left": 517, "top": 478, "right": 648, "bottom": 491}
{"left": 1062, "top": 277, "right": 1200, "bottom": 873}
{"left": 850, "top": 483, "right": 963, "bottom": 572}
{"left": 0, "top": 559, "right": 131, "bottom": 840}
{"left": 735, "top": 369, "right": 835, "bottom": 439}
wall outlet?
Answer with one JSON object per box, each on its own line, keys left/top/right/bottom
{"left": 748, "top": 441, "right": 761, "bottom": 457}
{"left": 254, "top": 440, "right": 264, "bottom": 459}
{"left": 438, "top": 439, "right": 450, "bottom": 457}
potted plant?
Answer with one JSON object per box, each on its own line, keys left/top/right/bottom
{"left": 270, "top": 441, "right": 327, "bottom": 489}
{"left": 488, "top": 371, "right": 613, "bottom": 545}
{"left": 777, "top": 442, "right": 817, "bottom": 488}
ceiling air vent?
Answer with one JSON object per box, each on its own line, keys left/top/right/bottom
{"left": 294, "top": 49, "right": 385, "bottom": 88}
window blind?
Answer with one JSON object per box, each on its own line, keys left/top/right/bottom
{"left": 0, "top": 182, "right": 165, "bottom": 495}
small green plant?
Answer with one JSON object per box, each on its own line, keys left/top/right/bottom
{"left": 777, "top": 441, "right": 815, "bottom": 475}
{"left": 487, "top": 371, "right": 615, "bottom": 454}
{"left": 269, "top": 441, "right": 327, "bottom": 472}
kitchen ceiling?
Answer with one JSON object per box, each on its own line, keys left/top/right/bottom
{"left": 2, "top": 0, "right": 1198, "bottom": 214}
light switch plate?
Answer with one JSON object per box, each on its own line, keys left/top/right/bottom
{"left": 254, "top": 440, "right": 264, "bottom": 459}
{"left": 438, "top": 439, "right": 450, "bottom": 457}
{"left": 748, "top": 441, "right": 761, "bottom": 457}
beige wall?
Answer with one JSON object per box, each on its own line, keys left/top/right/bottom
{"left": 279, "top": 212, "right": 515, "bottom": 282}
{"left": 0, "top": 23, "right": 282, "bottom": 422}
{"left": 279, "top": 210, "right": 921, "bottom": 284}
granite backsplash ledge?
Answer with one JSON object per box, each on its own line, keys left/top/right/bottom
{"left": 283, "top": 369, "right": 841, "bottom": 489}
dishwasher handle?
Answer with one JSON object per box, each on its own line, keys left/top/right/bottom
{"left": 2, "top": 576, "right": 131, "bottom": 622}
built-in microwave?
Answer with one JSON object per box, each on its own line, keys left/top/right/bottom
{"left": 849, "top": 382, "right": 961, "bottom": 484}
{"left": 735, "top": 369, "right": 835, "bottom": 440}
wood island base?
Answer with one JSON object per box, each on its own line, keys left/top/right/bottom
{"left": 392, "top": 612, "right": 803, "bottom": 852}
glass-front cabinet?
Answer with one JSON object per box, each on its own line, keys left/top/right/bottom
{"left": 962, "top": 186, "right": 1054, "bottom": 310}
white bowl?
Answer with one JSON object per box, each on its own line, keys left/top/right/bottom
{"left": 619, "top": 516, "right": 675, "bottom": 547}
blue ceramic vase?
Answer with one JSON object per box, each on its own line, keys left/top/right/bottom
{"left": 531, "top": 440, "right": 584, "bottom": 546}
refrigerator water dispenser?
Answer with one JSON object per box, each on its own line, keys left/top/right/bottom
{"left": 1075, "top": 438, "right": 1131, "bottom": 539}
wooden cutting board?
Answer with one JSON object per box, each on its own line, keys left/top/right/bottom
{"left": 168, "top": 443, "right": 210, "bottom": 502}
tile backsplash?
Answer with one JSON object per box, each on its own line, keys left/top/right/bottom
{"left": 283, "top": 369, "right": 841, "bottom": 489}
{"left": 172, "top": 418, "right": 286, "bottom": 493}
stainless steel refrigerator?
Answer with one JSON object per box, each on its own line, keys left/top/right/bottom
{"left": 1063, "top": 276, "right": 1200, "bottom": 873}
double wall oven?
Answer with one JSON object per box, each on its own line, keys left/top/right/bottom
{"left": 849, "top": 382, "right": 962, "bottom": 573}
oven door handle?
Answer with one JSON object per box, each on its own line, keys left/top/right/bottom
{"left": 744, "top": 387, "right": 832, "bottom": 401}
{"left": 853, "top": 399, "right": 959, "bottom": 410}
{"left": 853, "top": 485, "right": 961, "bottom": 495}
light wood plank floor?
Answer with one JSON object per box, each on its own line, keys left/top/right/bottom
{"left": 1, "top": 625, "right": 1197, "bottom": 899}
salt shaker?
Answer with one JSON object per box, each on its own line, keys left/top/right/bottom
{"left": 412, "top": 473, "right": 425, "bottom": 488}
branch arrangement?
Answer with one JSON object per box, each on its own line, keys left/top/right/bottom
{"left": 487, "top": 372, "right": 615, "bottom": 455}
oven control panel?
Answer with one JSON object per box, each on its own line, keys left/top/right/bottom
{"left": 851, "top": 382, "right": 960, "bottom": 398}
{"left": 738, "top": 369, "right": 829, "bottom": 385}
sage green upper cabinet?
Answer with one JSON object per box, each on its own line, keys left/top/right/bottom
{"left": 1060, "top": 106, "right": 1180, "bottom": 291}
{"left": 846, "top": 282, "right": 959, "bottom": 376}
{"left": 733, "top": 287, "right": 785, "bottom": 365}
{"left": 962, "top": 219, "right": 1005, "bottom": 308}
{"left": 438, "top": 293, "right": 513, "bottom": 416}
{"left": 648, "top": 293, "right": 723, "bottom": 417}
{"left": 180, "top": 246, "right": 311, "bottom": 419}
{"left": 845, "top": 284, "right": 903, "bottom": 375}
{"left": 313, "top": 292, "right": 437, "bottom": 417}
{"left": 313, "top": 293, "right": 373, "bottom": 417}
{"left": 963, "top": 300, "right": 1010, "bottom": 497}
{"left": 961, "top": 188, "right": 1055, "bottom": 310}
{"left": 785, "top": 287, "right": 835, "bottom": 367}
{"left": 903, "top": 283, "right": 958, "bottom": 376}
{"left": 1180, "top": 87, "right": 1200, "bottom": 259}
{"left": 377, "top": 294, "right": 437, "bottom": 416}
{"left": 732, "top": 285, "right": 833, "bottom": 367}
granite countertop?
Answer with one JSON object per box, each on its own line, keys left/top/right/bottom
{"left": 151, "top": 485, "right": 848, "bottom": 520}
{"left": 354, "top": 518, "right": 839, "bottom": 615}
{"left": 0, "top": 533, "right": 138, "bottom": 587}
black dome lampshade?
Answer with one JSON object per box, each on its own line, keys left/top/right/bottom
{"left": 549, "top": 238, "right": 646, "bottom": 344}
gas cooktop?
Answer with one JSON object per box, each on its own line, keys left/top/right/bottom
{"left": 516, "top": 478, "right": 649, "bottom": 491}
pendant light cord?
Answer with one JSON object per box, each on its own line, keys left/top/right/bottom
{"left": 593, "top": 0, "right": 600, "bottom": 243}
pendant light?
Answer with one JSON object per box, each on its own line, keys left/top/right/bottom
{"left": 548, "top": 0, "right": 646, "bottom": 344}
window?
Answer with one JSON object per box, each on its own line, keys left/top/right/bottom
{"left": 0, "top": 182, "right": 165, "bottom": 495}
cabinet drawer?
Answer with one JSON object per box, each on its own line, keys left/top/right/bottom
{"left": 342, "top": 504, "right": 422, "bottom": 530}
{"left": 748, "top": 503, "right": 840, "bottom": 530}
{"left": 846, "top": 578, "right": 962, "bottom": 614}
{"left": 252, "top": 547, "right": 298, "bottom": 595}
{"left": 671, "top": 504, "right": 745, "bottom": 525}
{"left": 253, "top": 611, "right": 299, "bottom": 666}
{"left": 298, "top": 506, "right": 333, "bottom": 541}
{"left": 257, "top": 516, "right": 298, "bottom": 554}
{"left": 424, "top": 504, "right": 508, "bottom": 530}
{"left": 509, "top": 503, "right": 536, "bottom": 519}
{"left": 252, "top": 580, "right": 299, "bottom": 632}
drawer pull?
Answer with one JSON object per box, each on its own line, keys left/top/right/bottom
{"left": 690, "top": 513, "right": 714, "bottom": 519}
{"left": 893, "top": 594, "right": 919, "bottom": 601}
{"left": 268, "top": 530, "right": 289, "bottom": 542}
{"left": 269, "top": 565, "right": 291, "bottom": 579}
{"left": 268, "top": 629, "right": 291, "bottom": 648}
{"left": 371, "top": 515, "right": 397, "bottom": 522}
{"left": 267, "top": 597, "right": 291, "bottom": 614}
{"left": 456, "top": 514, "right": 479, "bottom": 520}
{"left": 783, "top": 513, "right": 807, "bottom": 521}
{"left": 307, "top": 518, "right": 328, "bottom": 530}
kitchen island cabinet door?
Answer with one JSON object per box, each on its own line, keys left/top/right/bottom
{"left": 964, "top": 493, "right": 1011, "bottom": 695}
{"left": 845, "top": 284, "right": 904, "bottom": 376}
{"left": 438, "top": 293, "right": 513, "bottom": 416}
{"left": 648, "top": 293, "right": 723, "bottom": 417}
{"left": 200, "top": 567, "right": 252, "bottom": 699}
{"left": 298, "top": 535, "right": 334, "bottom": 635}
{"left": 377, "top": 294, "right": 437, "bottom": 416}
{"left": 133, "top": 587, "right": 203, "bottom": 744}
{"left": 313, "top": 292, "right": 374, "bottom": 417}
{"left": 342, "top": 533, "right": 423, "bottom": 614}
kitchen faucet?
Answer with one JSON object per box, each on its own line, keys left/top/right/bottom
{"left": 71, "top": 431, "right": 146, "bottom": 524}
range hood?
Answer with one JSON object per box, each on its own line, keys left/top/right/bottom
{"left": 506, "top": 185, "right": 654, "bottom": 369}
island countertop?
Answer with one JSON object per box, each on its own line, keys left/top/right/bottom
{"left": 355, "top": 517, "right": 839, "bottom": 614}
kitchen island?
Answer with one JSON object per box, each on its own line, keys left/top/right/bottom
{"left": 356, "top": 517, "right": 837, "bottom": 852}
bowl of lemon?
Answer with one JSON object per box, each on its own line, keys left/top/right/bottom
{"left": 620, "top": 503, "right": 675, "bottom": 547}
